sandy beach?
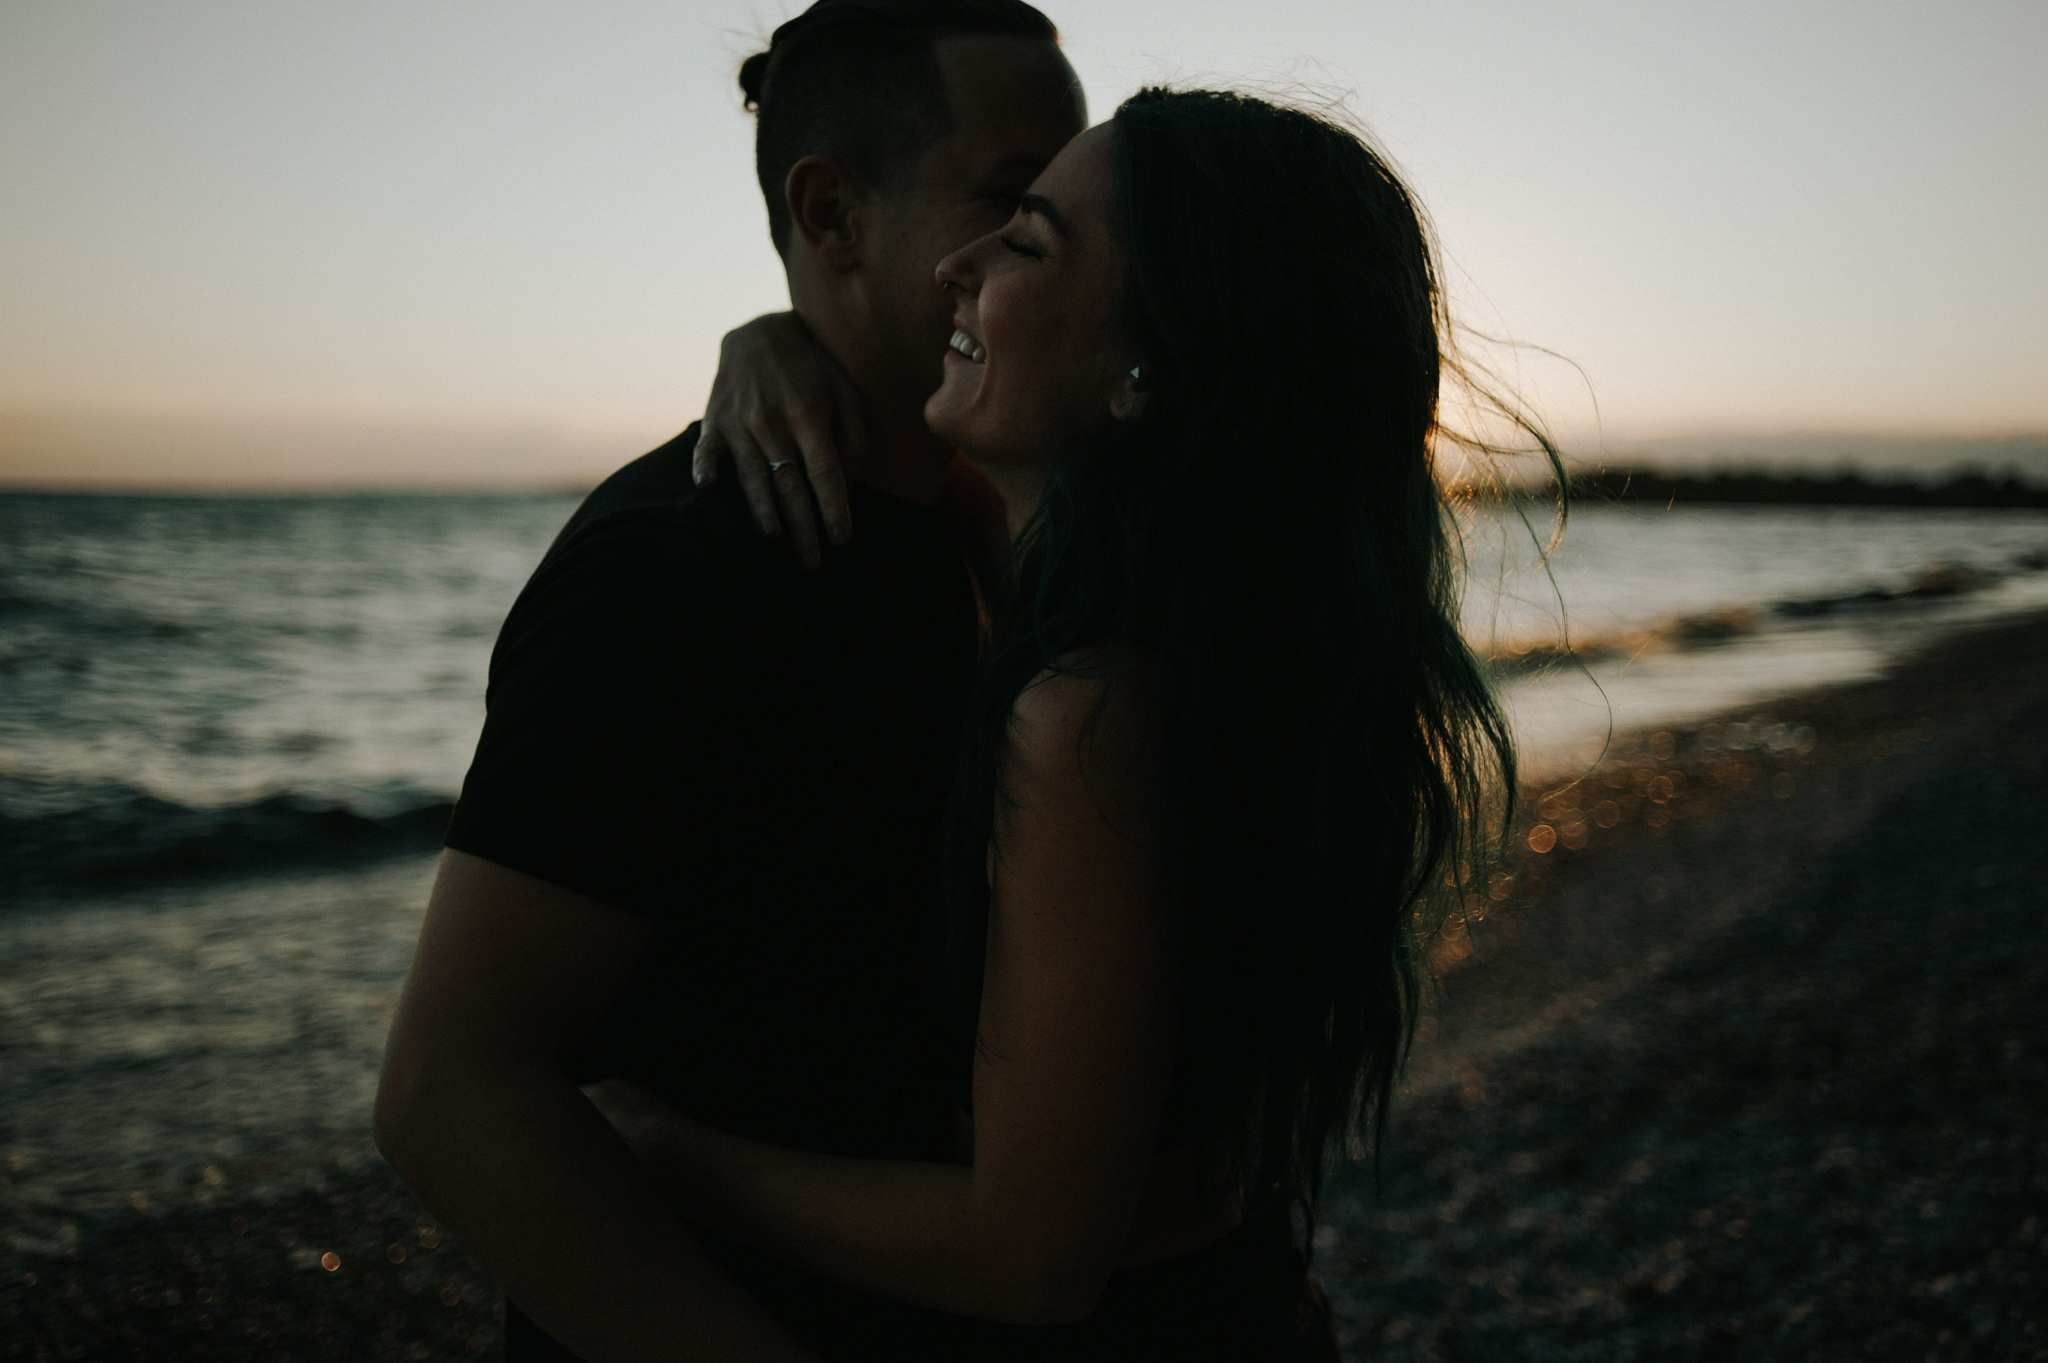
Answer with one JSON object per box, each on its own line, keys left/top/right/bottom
{"left": 6, "top": 610, "right": 2046, "bottom": 1361}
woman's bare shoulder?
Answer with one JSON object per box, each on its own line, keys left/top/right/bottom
{"left": 1006, "top": 651, "right": 1163, "bottom": 825}
{"left": 1012, "top": 650, "right": 1162, "bottom": 744}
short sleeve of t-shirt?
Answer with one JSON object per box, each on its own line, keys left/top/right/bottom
{"left": 444, "top": 491, "right": 770, "bottom": 917}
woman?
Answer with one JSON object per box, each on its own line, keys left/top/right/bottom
{"left": 600, "top": 87, "right": 1524, "bottom": 1357}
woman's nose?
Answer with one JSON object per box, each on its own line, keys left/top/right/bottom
{"left": 934, "top": 237, "right": 987, "bottom": 297}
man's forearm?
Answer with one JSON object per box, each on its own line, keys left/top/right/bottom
{"left": 380, "top": 1062, "right": 817, "bottom": 1363}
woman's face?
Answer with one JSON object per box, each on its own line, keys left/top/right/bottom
{"left": 925, "top": 123, "right": 1138, "bottom": 472}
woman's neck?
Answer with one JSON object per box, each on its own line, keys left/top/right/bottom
{"left": 973, "top": 461, "right": 1049, "bottom": 541}
{"left": 854, "top": 402, "right": 961, "bottom": 507}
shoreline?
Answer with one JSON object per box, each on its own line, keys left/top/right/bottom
{"left": 7, "top": 612, "right": 2048, "bottom": 1360}
{"left": 1563, "top": 468, "right": 2048, "bottom": 510}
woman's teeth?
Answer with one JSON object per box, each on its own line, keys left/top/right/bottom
{"left": 949, "top": 329, "right": 986, "bottom": 363}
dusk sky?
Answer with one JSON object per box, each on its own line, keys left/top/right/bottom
{"left": 2, "top": 0, "right": 2043, "bottom": 488}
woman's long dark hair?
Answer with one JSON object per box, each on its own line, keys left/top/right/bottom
{"left": 945, "top": 87, "right": 1552, "bottom": 1212}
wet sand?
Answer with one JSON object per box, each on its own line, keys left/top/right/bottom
{"left": 6, "top": 612, "right": 2047, "bottom": 1361}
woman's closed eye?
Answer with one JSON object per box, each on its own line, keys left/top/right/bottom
{"left": 1000, "top": 233, "right": 1047, "bottom": 261}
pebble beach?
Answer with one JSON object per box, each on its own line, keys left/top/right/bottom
{"left": 5, "top": 609, "right": 2047, "bottom": 1361}
{"left": 1323, "top": 609, "right": 2048, "bottom": 1361}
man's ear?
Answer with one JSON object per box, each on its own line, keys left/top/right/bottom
{"left": 784, "top": 155, "right": 866, "bottom": 274}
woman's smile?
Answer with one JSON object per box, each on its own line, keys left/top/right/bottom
{"left": 925, "top": 123, "right": 1133, "bottom": 477}
{"left": 948, "top": 327, "right": 987, "bottom": 363}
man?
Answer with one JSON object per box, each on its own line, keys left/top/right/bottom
{"left": 372, "top": 3, "right": 1086, "bottom": 1359}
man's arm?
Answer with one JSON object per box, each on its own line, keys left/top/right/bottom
{"left": 373, "top": 849, "right": 818, "bottom": 1363}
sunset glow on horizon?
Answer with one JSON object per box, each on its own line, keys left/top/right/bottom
{"left": 4, "top": 0, "right": 2044, "bottom": 489}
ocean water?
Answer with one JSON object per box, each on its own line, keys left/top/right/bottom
{"left": 0, "top": 492, "right": 577, "bottom": 895}
{"left": 2, "top": 490, "right": 2046, "bottom": 1235}
{"left": 1458, "top": 502, "right": 2048, "bottom": 775}
{"left": 6, "top": 491, "right": 2046, "bottom": 887}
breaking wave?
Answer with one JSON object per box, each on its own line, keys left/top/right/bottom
{"left": 1483, "top": 551, "right": 2047, "bottom": 677}
{"left": 0, "top": 775, "right": 453, "bottom": 896}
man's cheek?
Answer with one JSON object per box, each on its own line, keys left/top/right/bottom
{"left": 941, "top": 208, "right": 1010, "bottom": 258}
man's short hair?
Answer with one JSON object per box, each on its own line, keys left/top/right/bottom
{"left": 739, "top": 0, "right": 1059, "bottom": 256}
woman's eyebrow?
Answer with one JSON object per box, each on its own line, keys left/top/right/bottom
{"left": 1017, "top": 193, "right": 1068, "bottom": 238}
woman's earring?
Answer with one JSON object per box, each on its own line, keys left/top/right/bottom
{"left": 1113, "top": 364, "right": 1149, "bottom": 422}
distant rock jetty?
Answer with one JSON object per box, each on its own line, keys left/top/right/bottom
{"left": 1565, "top": 468, "right": 2048, "bottom": 508}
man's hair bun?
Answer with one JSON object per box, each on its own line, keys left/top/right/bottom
{"left": 738, "top": 49, "right": 770, "bottom": 112}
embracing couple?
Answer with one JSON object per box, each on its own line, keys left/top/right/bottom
{"left": 374, "top": 0, "right": 1515, "bottom": 1358}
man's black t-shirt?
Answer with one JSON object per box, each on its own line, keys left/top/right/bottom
{"left": 444, "top": 425, "right": 987, "bottom": 1359}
